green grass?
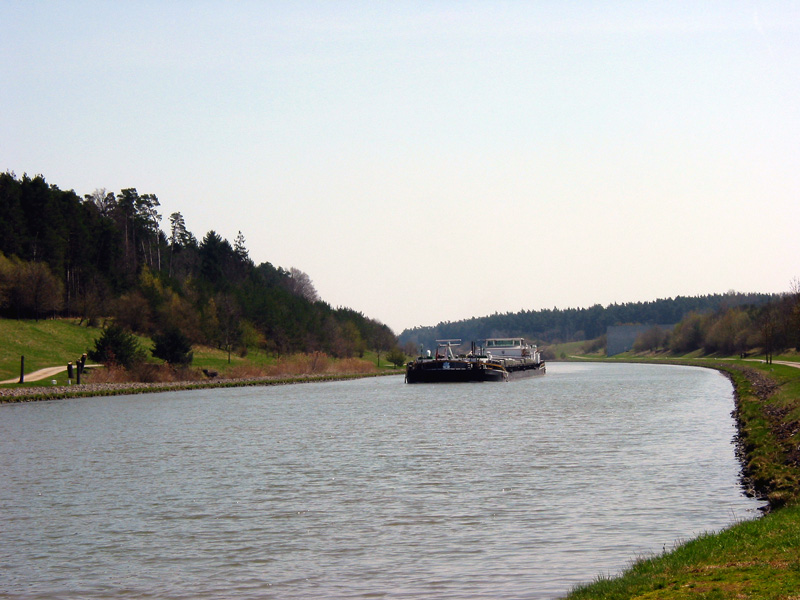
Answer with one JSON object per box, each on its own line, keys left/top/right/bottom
{"left": 191, "top": 345, "right": 275, "bottom": 373}
{"left": 567, "top": 504, "right": 800, "bottom": 599}
{"left": 1, "top": 318, "right": 400, "bottom": 385}
{"left": 0, "top": 318, "right": 284, "bottom": 382}
{"left": 546, "top": 340, "right": 599, "bottom": 359}
{"left": 189, "top": 347, "right": 398, "bottom": 373}
{"left": 0, "top": 318, "right": 103, "bottom": 381}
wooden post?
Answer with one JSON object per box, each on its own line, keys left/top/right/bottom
{"left": 67, "top": 362, "right": 74, "bottom": 379}
{"left": 19, "top": 356, "right": 24, "bottom": 384}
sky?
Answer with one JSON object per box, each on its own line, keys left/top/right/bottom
{"left": 2, "top": 1, "right": 799, "bottom": 334}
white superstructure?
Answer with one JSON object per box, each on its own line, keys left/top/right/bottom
{"left": 482, "top": 338, "right": 541, "bottom": 364}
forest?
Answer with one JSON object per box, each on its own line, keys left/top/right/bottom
{"left": 628, "top": 288, "right": 799, "bottom": 360}
{"left": 0, "top": 172, "right": 397, "bottom": 360}
{"left": 3, "top": 172, "right": 795, "bottom": 366}
{"left": 398, "top": 291, "right": 799, "bottom": 357}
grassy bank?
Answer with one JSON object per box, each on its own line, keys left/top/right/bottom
{"left": 567, "top": 503, "right": 800, "bottom": 599}
{"left": 0, "top": 318, "right": 103, "bottom": 380}
{"left": 564, "top": 356, "right": 800, "bottom": 599}
{"left": 0, "top": 318, "right": 403, "bottom": 398}
{"left": 0, "top": 371, "right": 400, "bottom": 403}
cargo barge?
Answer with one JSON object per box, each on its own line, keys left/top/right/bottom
{"left": 405, "top": 338, "right": 545, "bottom": 384}
{"left": 482, "top": 337, "right": 546, "bottom": 379}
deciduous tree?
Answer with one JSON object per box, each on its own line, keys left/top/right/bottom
{"left": 386, "top": 347, "right": 407, "bottom": 368}
{"left": 286, "top": 267, "right": 319, "bottom": 302}
{"left": 84, "top": 188, "right": 116, "bottom": 217}
{"left": 14, "top": 260, "right": 63, "bottom": 319}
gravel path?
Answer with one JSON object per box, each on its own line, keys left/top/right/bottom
{"left": 0, "top": 365, "right": 101, "bottom": 385}
{"left": 743, "top": 359, "right": 800, "bottom": 369}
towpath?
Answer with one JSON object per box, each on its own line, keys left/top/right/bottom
{"left": 742, "top": 358, "right": 800, "bottom": 369}
{"left": 0, "top": 365, "right": 98, "bottom": 385}
{"left": 567, "top": 356, "right": 800, "bottom": 369}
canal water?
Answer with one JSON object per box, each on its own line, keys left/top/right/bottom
{"left": 0, "top": 362, "right": 763, "bottom": 599}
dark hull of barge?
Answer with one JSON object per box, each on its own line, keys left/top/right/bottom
{"left": 502, "top": 359, "right": 546, "bottom": 379}
{"left": 405, "top": 361, "right": 507, "bottom": 384}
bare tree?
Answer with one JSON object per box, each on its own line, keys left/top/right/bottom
{"left": 215, "top": 293, "right": 241, "bottom": 363}
{"left": 84, "top": 188, "right": 116, "bottom": 217}
{"left": 113, "top": 290, "right": 153, "bottom": 333}
{"left": 0, "top": 253, "right": 13, "bottom": 310}
{"left": 17, "top": 261, "right": 63, "bottom": 320}
{"left": 789, "top": 277, "right": 800, "bottom": 350}
{"left": 761, "top": 304, "right": 778, "bottom": 365}
{"left": 373, "top": 326, "right": 397, "bottom": 367}
{"left": 287, "top": 267, "right": 319, "bottom": 302}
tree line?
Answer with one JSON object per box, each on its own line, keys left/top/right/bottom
{"left": 0, "top": 172, "right": 397, "bottom": 360}
{"left": 398, "top": 292, "right": 781, "bottom": 352}
{"left": 633, "top": 284, "right": 800, "bottom": 361}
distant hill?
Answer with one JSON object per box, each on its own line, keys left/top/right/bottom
{"left": 0, "top": 172, "right": 396, "bottom": 358}
{"left": 398, "top": 293, "right": 776, "bottom": 350}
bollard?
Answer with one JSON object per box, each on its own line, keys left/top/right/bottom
{"left": 19, "top": 356, "right": 25, "bottom": 384}
{"left": 76, "top": 366, "right": 81, "bottom": 385}
{"left": 67, "top": 362, "right": 74, "bottom": 379}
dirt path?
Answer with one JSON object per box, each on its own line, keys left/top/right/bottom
{"left": 743, "top": 359, "right": 800, "bottom": 369}
{"left": 0, "top": 365, "right": 97, "bottom": 385}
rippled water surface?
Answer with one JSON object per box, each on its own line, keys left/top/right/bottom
{"left": 0, "top": 362, "right": 763, "bottom": 599}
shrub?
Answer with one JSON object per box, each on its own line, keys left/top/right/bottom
{"left": 582, "top": 335, "right": 606, "bottom": 354}
{"left": 152, "top": 327, "right": 194, "bottom": 366}
{"left": 633, "top": 326, "right": 669, "bottom": 353}
{"left": 88, "top": 324, "right": 146, "bottom": 368}
{"left": 86, "top": 363, "right": 205, "bottom": 384}
{"left": 386, "top": 347, "right": 407, "bottom": 368}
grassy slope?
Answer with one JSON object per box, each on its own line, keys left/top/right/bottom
{"left": 0, "top": 318, "right": 399, "bottom": 385}
{"left": 0, "top": 318, "right": 303, "bottom": 381}
{"left": 0, "top": 318, "right": 102, "bottom": 380}
{"left": 568, "top": 504, "right": 800, "bottom": 599}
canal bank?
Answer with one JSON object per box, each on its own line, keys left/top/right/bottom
{"left": 564, "top": 358, "right": 800, "bottom": 599}
{"left": 4, "top": 356, "right": 797, "bottom": 597}
{"left": 0, "top": 371, "right": 402, "bottom": 403}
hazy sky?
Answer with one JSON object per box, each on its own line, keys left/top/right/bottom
{"left": 2, "top": 1, "right": 799, "bottom": 333}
